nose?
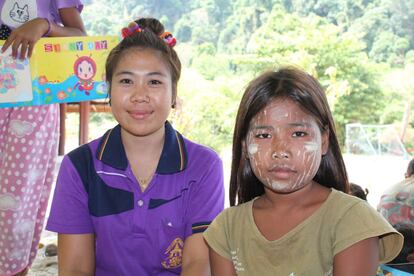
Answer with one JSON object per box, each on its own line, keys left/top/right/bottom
{"left": 272, "top": 151, "right": 289, "bottom": 159}
{"left": 130, "top": 85, "right": 150, "bottom": 103}
{"left": 271, "top": 139, "right": 290, "bottom": 159}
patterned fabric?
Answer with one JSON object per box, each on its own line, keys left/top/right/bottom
{"left": 0, "top": 105, "right": 59, "bottom": 276}
{"left": 0, "top": 24, "right": 11, "bottom": 40}
{"left": 378, "top": 176, "right": 414, "bottom": 226}
{"left": 0, "top": 0, "right": 83, "bottom": 274}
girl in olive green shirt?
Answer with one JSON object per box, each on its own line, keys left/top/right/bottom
{"left": 204, "top": 68, "right": 402, "bottom": 276}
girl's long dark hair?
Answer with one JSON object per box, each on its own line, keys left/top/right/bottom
{"left": 229, "top": 68, "right": 349, "bottom": 206}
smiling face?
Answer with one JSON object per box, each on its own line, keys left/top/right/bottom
{"left": 110, "top": 47, "right": 173, "bottom": 137}
{"left": 77, "top": 60, "right": 95, "bottom": 80}
{"left": 245, "top": 97, "right": 329, "bottom": 194}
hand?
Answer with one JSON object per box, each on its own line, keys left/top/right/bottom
{"left": 1, "top": 18, "right": 49, "bottom": 60}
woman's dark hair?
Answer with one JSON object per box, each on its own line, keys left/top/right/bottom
{"left": 229, "top": 67, "right": 349, "bottom": 206}
{"left": 105, "top": 18, "right": 181, "bottom": 104}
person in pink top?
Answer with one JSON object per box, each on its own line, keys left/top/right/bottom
{"left": 0, "top": 1, "right": 85, "bottom": 275}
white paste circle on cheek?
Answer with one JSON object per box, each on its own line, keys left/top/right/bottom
{"left": 248, "top": 143, "right": 258, "bottom": 155}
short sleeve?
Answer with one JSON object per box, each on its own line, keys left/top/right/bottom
{"left": 203, "top": 209, "right": 232, "bottom": 260}
{"left": 49, "top": 0, "right": 83, "bottom": 24}
{"left": 46, "top": 155, "right": 93, "bottom": 234}
{"left": 333, "top": 201, "right": 403, "bottom": 263}
{"left": 54, "top": 0, "right": 83, "bottom": 11}
{"left": 184, "top": 157, "right": 225, "bottom": 237}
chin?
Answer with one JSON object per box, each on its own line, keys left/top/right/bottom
{"left": 121, "top": 124, "right": 160, "bottom": 137}
{"left": 265, "top": 183, "right": 306, "bottom": 195}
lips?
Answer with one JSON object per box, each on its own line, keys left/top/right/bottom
{"left": 268, "top": 165, "right": 296, "bottom": 179}
{"left": 128, "top": 110, "right": 153, "bottom": 120}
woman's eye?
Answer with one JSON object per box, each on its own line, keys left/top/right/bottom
{"left": 149, "top": 80, "right": 162, "bottom": 85}
{"left": 292, "top": 131, "right": 307, "bottom": 137}
{"left": 120, "top": 79, "right": 133, "bottom": 84}
{"left": 255, "top": 133, "right": 271, "bottom": 139}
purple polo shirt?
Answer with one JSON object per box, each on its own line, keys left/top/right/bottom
{"left": 46, "top": 122, "right": 225, "bottom": 275}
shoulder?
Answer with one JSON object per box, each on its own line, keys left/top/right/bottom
{"left": 63, "top": 131, "right": 110, "bottom": 173}
{"left": 181, "top": 136, "right": 223, "bottom": 177}
{"left": 211, "top": 200, "right": 253, "bottom": 226}
{"left": 204, "top": 201, "right": 253, "bottom": 242}
{"left": 66, "top": 135, "right": 102, "bottom": 161}
{"left": 327, "top": 188, "right": 365, "bottom": 211}
{"left": 183, "top": 137, "right": 221, "bottom": 162}
{"left": 327, "top": 190, "right": 403, "bottom": 263}
{"left": 382, "top": 176, "right": 414, "bottom": 196}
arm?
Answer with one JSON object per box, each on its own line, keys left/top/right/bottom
{"left": 2, "top": 7, "right": 86, "bottom": 59}
{"left": 208, "top": 246, "right": 237, "bottom": 276}
{"left": 333, "top": 237, "right": 379, "bottom": 276}
{"left": 58, "top": 233, "right": 95, "bottom": 276}
{"left": 181, "top": 233, "right": 210, "bottom": 276}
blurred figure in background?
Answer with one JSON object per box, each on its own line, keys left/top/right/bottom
{"left": 377, "top": 159, "right": 414, "bottom": 226}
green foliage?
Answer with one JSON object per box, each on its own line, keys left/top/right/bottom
{"left": 81, "top": 0, "right": 413, "bottom": 150}
{"left": 170, "top": 69, "right": 247, "bottom": 152}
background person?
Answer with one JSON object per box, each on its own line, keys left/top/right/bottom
{"left": 378, "top": 158, "right": 414, "bottom": 226}
{"left": 0, "top": 1, "right": 85, "bottom": 275}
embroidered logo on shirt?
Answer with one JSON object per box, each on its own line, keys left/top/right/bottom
{"left": 161, "top": 237, "right": 183, "bottom": 269}
{"left": 230, "top": 248, "right": 245, "bottom": 272}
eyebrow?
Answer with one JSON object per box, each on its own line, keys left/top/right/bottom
{"left": 114, "top": 71, "right": 167, "bottom": 77}
{"left": 288, "top": 122, "right": 313, "bottom": 128}
{"left": 251, "top": 125, "right": 274, "bottom": 130}
{"left": 251, "top": 122, "right": 313, "bottom": 130}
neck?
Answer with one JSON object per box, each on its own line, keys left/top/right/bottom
{"left": 121, "top": 126, "right": 165, "bottom": 191}
{"left": 121, "top": 126, "right": 165, "bottom": 156}
{"left": 260, "top": 182, "right": 327, "bottom": 210}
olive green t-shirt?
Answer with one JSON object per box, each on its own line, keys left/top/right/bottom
{"left": 204, "top": 189, "right": 403, "bottom": 276}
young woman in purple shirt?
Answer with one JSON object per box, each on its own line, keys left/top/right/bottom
{"left": 46, "top": 18, "right": 225, "bottom": 275}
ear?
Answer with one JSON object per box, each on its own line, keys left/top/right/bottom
{"left": 171, "top": 84, "right": 177, "bottom": 108}
{"left": 321, "top": 128, "right": 329, "bottom": 156}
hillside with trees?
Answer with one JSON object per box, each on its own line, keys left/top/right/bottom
{"left": 82, "top": 0, "right": 414, "bottom": 155}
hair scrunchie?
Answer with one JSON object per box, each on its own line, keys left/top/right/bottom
{"left": 160, "top": 31, "right": 177, "bottom": 48}
{"left": 121, "top": 22, "right": 142, "bottom": 38}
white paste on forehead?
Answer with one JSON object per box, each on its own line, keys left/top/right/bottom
{"left": 248, "top": 143, "right": 259, "bottom": 155}
{"left": 271, "top": 109, "right": 289, "bottom": 120}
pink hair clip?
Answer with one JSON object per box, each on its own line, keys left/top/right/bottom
{"left": 121, "top": 22, "right": 142, "bottom": 38}
{"left": 160, "top": 31, "right": 177, "bottom": 48}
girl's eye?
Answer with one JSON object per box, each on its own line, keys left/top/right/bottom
{"left": 292, "top": 131, "right": 307, "bottom": 137}
{"left": 149, "top": 80, "right": 162, "bottom": 85}
{"left": 255, "top": 133, "right": 271, "bottom": 139}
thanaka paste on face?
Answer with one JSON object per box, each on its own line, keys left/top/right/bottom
{"left": 246, "top": 98, "right": 324, "bottom": 194}
{"left": 248, "top": 143, "right": 259, "bottom": 155}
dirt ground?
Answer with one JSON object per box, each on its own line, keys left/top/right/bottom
{"left": 27, "top": 232, "right": 57, "bottom": 276}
